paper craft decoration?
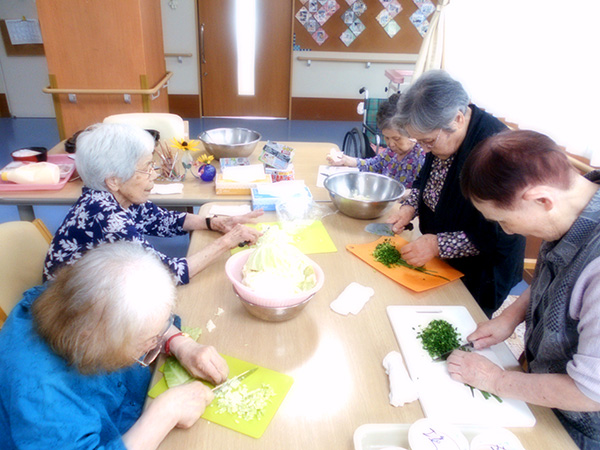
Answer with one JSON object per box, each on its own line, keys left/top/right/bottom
{"left": 349, "top": 18, "right": 365, "bottom": 36}
{"left": 413, "top": 0, "right": 435, "bottom": 17}
{"left": 295, "top": 0, "right": 338, "bottom": 45}
{"left": 296, "top": 7, "right": 309, "bottom": 25}
{"left": 340, "top": 28, "right": 356, "bottom": 46}
{"left": 410, "top": 10, "right": 429, "bottom": 37}
{"left": 376, "top": 9, "right": 392, "bottom": 27}
{"left": 384, "top": 20, "right": 401, "bottom": 37}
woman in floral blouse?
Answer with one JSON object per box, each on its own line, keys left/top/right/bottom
{"left": 387, "top": 71, "right": 525, "bottom": 316}
{"left": 326, "top": 93, "right": 426, "bottom": 189}
{"left": 44, "top": 123, "right": 261, "bottom": 285}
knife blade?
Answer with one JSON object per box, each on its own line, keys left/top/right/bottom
{"left": 432, "top": 342, "right": 474, "bottom": 362}
{"left": 212, "top": 367, "right": 258, "bottom": 393}
{"left": 364, "top": 222, "right": 413, "bottom": 236}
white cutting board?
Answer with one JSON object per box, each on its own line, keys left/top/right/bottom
{"left": 387, "top": 305, "right": 536, "bottom": 427}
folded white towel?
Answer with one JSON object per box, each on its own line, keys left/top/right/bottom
{"left": 383, "top": 351, "right": 419, "bottom": 407}
{"left": 150, "top": 183, "right": 184, "bottom": 195}
{"left": 329, "top": 282, "right": 374, "bottom": 315}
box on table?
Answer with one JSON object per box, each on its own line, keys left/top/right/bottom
{"left": 259, "top": 141, "right": 294, "bottom": 170}
{"left": 215, "top": 174, "right": 273, "bottom": 195}
{"left": 251, "top": 181, "right": 312, "bottom": 211}
{"left": 265, "top": 163, "right": 295, "bottom": 182}
{"left": 219, "top": 157, "right": 250, "bottom": 169}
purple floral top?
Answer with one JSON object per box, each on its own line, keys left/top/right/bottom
{"left": 44, "top": 187, "right": 190, "bottom": 284}
{"left": 403, "top": 155, "right": 480, "bottom": 259}
{"left": 357, "top": 144, "right": 426, "bottom": 188}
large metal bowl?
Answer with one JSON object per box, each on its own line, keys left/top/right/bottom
{"left": 198, "top": 127, "right": 261, "bottom": 159}
{"left": 323, "top": 172, "right": 405, "bottom": 219}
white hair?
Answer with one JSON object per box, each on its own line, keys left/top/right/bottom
{"left": 75, "top": 122, "right": 155, "bottom": 191}
{"left": 34, "top": 241, "right": 177, "bottom": 372}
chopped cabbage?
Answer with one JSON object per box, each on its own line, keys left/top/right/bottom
{"left": 242, "top": 233, "right": 317, "bottom": 295}
{"left": 214, "top": 381, "right": 275, "bottom": 421}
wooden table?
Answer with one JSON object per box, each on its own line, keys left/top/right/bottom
{"left": 0, "top": 141, "right": 335, "bottom": 220}
{"left": 153, "top": 204, "right": 577, "bottom": 450}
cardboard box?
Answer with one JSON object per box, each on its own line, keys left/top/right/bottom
{"left": 259, "top": 141, "right": 294, "bottom": 170}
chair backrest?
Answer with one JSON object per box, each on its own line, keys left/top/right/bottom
{"left": 102, "top": 113, "right": 187, "bottom": 143}
{"left": 0, "top": 220, "right": 52, "bottom": 327}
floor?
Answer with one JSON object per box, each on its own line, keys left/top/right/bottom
{"left": 0, "top": 116, "right": 361, "bottom": 257}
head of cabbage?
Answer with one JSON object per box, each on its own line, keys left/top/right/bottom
{"left": 242, "top": 242, "right": 317, "bottom": 296}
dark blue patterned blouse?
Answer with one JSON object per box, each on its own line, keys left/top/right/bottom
{"left": 44, "top": 187, "right": 189, "bottom": 284}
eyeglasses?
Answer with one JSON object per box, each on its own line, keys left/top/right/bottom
{"left": 135, "top": 164, "right": 161, "bottom": 178}
{"left": 134, "top": 313, "right": 175, "bottom": 367}
{"left": 416, "top": 128, "right": 443, "bottom": 150}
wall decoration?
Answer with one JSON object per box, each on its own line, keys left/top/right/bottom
{"left": 295, "top": 0, "right": 340, "bottom": 45}
{"left": 294, "top": 0, "right": 424, "bottom": 53}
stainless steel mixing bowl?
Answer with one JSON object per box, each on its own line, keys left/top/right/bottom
{"left": 198, "top": 127, "right": 261, "bottom": 159}
{"left": 323, "top": 171, "right": 405, "bottom": 219}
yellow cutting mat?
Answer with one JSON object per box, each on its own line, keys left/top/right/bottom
{"left": 148, "top": 354, "right": 294, "bottom": 439}
{"left": 232, "top": 220, "right": 337, "bottom": 255}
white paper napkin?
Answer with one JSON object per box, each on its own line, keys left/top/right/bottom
{"left": 382, "top": 351, "right": 419, "bottom": 407}
{"left": 150, "top": 183, "right": 183, "bottom": 195}
{"left": 329, "top": 282, "right": 374, "bottom": 315}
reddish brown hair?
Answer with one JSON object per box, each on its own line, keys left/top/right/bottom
{"left": 461, "top": 130, "right": 575, "bottom": 208}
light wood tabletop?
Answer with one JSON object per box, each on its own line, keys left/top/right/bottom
{"left": 151, "top": 204, "right": 577, "bottom": 450}
{"left": 0, "top": 141, "right": 336, "bottom": 220}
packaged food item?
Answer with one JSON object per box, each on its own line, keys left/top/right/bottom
{"left": 265, "top": 163, "right": 295, "bottom": 182}
{"left": 258, "top": 141, "right": 294, "bottom": 170}
{"left": 1, "top": 162, "right": 60, "bottom": 185}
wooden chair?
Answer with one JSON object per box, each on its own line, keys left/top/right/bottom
{"left": 102, "top": 113, "right": 189, "bottom": 142}
{"left": 0, "top": 219, "right": 52, "bottom": 328}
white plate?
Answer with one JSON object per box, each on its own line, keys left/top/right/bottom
{"left": 353, "top": 424, "right": 524, "bottom": 450}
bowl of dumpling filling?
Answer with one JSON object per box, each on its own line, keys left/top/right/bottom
{"left": 225, "top": 237, "right": 324, "bottom": 321}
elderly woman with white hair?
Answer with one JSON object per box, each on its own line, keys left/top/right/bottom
{"left": 43, "top": 122, "right": 261, "bottom": 285}
{"left": 0, "top": 241, "right": 228, "bottom": 449}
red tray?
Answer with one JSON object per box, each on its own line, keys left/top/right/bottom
{"left": 0, "top": 154, "right": 76, "bottom": 192}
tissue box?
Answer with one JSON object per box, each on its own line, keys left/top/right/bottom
{"left": 251, "top": 181, "right": 312, "bottom": 211}
{"left": 259, "top": 141, "right": 294, "bottom": 170}
{"left": 265, "top": 163, "right": 295, "bottom": 182}
{"left": 215, "top": 173, "right": 272, "bottom": 195}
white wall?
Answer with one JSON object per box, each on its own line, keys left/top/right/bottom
{"left": 0, "top": 0, "right": 54, "bottom": 117}
{"left": 161, "top": 0, "right": 199, "bottom": 95}
{"left": 292, "top": 51, "right": 416, "bottom": 100}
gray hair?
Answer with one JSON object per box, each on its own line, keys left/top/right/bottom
{"left": 75, "top": 122, "right": 155, "bottom": 191}
{"left": 33, "top": 241, "right": 176, "bottom": 374}
{"left": 376, "top": 93, "right": 409, "bottom": 136}
{"left": 394, "top": 70, "right": 470, "bottom": 134}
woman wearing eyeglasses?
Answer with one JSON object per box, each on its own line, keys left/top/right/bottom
{"left": 43, "top": 122, "right": 261, "bottom": 285}
{"left": 387, "top": 70, "right": 525, "bottom": 317}
{"left": 0, "top": 242, "right": 228, "bottom": 450}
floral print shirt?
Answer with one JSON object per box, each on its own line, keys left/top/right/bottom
{"left": 357, "top": 143, "right": 426, "bottom": 189}
{"left": 403, "top": 155, "right": 480, "bottom": 259}
{"left": 44, "top": 187, "right": 189, "bottom": 284}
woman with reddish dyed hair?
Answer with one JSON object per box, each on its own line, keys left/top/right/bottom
{"left": 450, "top": 129, "right": 600, "bottom": 447}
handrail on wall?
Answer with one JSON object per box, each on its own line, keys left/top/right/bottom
{"left": 165, "top": 53, "right": 193, "bottom": 63}
{"left": 297, "top": 55, "right": 417, "bottom": 67}
{"left": 42, "top": 71, "right": 173, "bottom": 96}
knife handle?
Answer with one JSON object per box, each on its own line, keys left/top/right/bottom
{"left": 405, "top": 223, "right": 414, "bottom": 231}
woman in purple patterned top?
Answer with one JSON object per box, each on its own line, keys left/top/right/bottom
{"left": 44, "top": 123, "right": 261, "bottom": 285}
{"left": 326, "top": 93, "right": 426, "bottom": 188}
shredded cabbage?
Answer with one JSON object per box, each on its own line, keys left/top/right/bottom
{"left": 242, "top": 229, "right": 316, "bottom": 295}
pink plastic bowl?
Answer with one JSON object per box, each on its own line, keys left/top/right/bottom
{"left": 225, "top": 249, "right": 325, "bottom": 308}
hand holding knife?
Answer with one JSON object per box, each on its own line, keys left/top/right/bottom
{"left": 433, "top": 342, "right": 475, "bottom": 362}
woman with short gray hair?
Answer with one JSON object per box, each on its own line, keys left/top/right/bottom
{"left": 44, "top": 122, "right": 262, "bottom": 285}
{"left": 0, "top": 241, "right": 228, "bottom": 449}
{"left": 387, "top": 70, "right": 525, "bottom": 316}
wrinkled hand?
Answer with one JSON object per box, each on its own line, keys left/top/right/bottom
{"left": 400, "top": 234, "right": 439, "bottom": 267}
{"left": 326, "top": 154, "right": 345, "bottom": 166}
{"left": 212, "top": 210, "right": 264, "bottom": 234}
{"left": 173, "top": 339, "right": 229, "bottom": 385}
{"left": 447, "top": 351, "right": 503, "bottom": 394}
{"left": 467, "top": 315, "right": 518, "bottom": 350}
{"left": 387, "top": 206, "right": 415, "bottom": 234}
{"left": 157, "top": 381, "right": 214, "bottom": 429}
{"left": 220, "top": 224, "right": 261, "bottom": 249}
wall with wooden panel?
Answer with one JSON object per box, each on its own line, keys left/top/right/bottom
{"left": 37, "top": 0, "right": 169, "bottom": 139}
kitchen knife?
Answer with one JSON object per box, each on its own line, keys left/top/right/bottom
{"left": 432, "top": 342, "right": 475, "bottom": 362}
{"left": 364, "top": 222, "right": 413, "bottom": 236}
{"left": 212, "top": 367, "right": 258, "bottom": 393}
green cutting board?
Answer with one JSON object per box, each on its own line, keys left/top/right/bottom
{"left": 232, "top": 220, "right": 337, "bottom": 255}
{"left": 147, "top": 355, "right": 294, "bottom": 439}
